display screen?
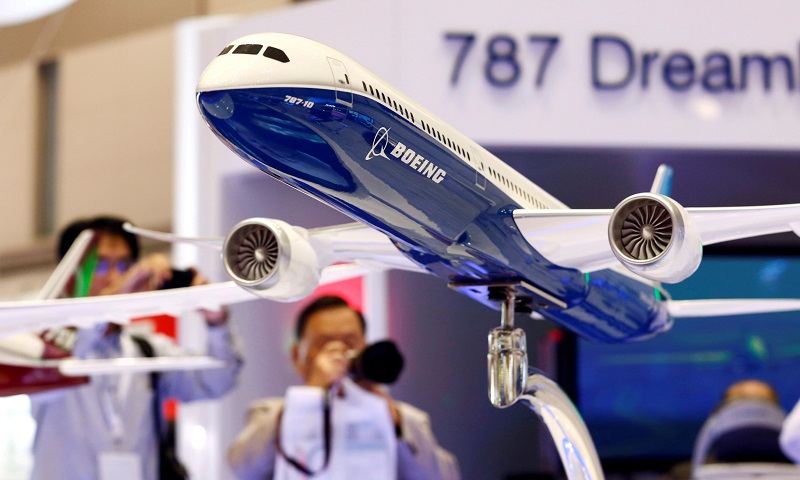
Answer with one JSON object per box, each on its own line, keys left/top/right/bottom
{"left": 572, "top": 255, "right": 800, "bottom": 468}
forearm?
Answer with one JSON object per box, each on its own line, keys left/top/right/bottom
{"left": 159, "top": 323, "right": 243, "bottom": 401}
{"left": 195, "top": 324, "right": 243, "bottom": 397}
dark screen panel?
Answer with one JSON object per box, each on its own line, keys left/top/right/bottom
{"left": 575, "top": 255, "right": 800, "bottom": 468}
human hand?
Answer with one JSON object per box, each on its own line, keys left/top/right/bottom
{"left": 305, "top": 341, "right": 351, "bottom": 389}
{"left": 201, "top": 306, "right": 229, "bottom": 326}
{"left": 99, "top": 253, "right": 172, "bottom": 295}
{"left": 190, "top": 268, "right": 207, "bottom": 287}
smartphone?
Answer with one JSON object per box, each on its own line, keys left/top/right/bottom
{"left": 159, "top": 269, "right": 195, "bottom": 290}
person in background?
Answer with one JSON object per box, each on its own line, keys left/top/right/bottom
{"left": 29, "top": 215, "right": 244, "bottom": 480}
{"left": 226, "top": 295, "right": 460, "bottom": 480}
{"left": 780, "top": 396, "right": 800, "bottom": 463}
{"left": 691, "top": 379, "right": 792, "bottom": 475}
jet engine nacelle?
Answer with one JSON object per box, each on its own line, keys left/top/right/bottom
{"left": 222, "top": 218, "right": 320, "bottom": 302}
{"left": 608, "top": 193, "right": 702, "bottom": 283}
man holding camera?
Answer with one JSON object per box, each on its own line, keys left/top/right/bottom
{"left": 227, "top": 295, "right": 460, "bottom": 480}
{"left": 29, "top": 216, "right": 243, "bottom": 480}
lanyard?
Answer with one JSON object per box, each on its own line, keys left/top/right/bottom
{"left": 99, "top": 375, "right": 125, "bottom": 446}
{"left": 96, "top": 335, "right": 134, "bottom": 447}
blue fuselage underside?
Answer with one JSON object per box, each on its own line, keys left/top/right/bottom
{"left": 198, "top": 87, "right": 671, "bottom": 342}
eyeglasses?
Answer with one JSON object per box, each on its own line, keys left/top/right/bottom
{"left": 93, "top": 258, "right": 131, "bottom": 276}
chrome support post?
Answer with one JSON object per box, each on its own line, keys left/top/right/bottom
{"left": 517, "top": 368, "right": 604, "bottom": 480}
{"left": 501, "top": 287, "right": 515, "bottom": 329}
{"left": 488, "top": 289, "right": 527, "bottom": 407}
{"left": 485, "top": 288, "right": 604, "bottom": 479}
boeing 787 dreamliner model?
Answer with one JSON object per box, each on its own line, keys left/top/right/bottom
{"left": 190, "top": 32, "right": 800, "bottom": 479}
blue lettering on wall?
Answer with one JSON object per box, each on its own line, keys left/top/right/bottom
{"left": 662, "top": 52, "right": 694, "bottom": 91}
{"left": 702, "top": 52, "right": 735, "bottom": 92}
{"left": 444, "top": 32, "right": 800, "bottom": 94}
{"left": 592, "top": 35, "right": 635, "bottom": 90}
{"left": 589, "top": 35, "right": 799, "bottom": 93}
{"left": 740, "top": 54, "right": 795, "bottom": 91}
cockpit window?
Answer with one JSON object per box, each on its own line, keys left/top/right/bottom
{"left": 233, "top": 44, "right": 263, "bottom": 55}
{"left": 218, "top": 45, "right": 233, "bottom": 56}
{"left": 264, "top": 46, "right": 290, "bottom": 63}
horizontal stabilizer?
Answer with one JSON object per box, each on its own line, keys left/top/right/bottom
{"left": 666, "top": 299, "right": 800, "bottom": 318}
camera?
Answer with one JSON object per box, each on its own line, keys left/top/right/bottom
{"left": 158, "top": 269, "right": 195, "bottom": 290}
{"left": 349, "top": 340, "right": 404, "bottom": 384}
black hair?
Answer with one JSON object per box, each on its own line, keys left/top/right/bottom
{"left": 295, "top": 295, "right": 366, "bottom": 340}
{"left": 57, "top": 216, "right": 140, "bottom": 261}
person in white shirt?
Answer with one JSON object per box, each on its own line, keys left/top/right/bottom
{"left": 29, "top": 216, "right": 244, "bottom": 480}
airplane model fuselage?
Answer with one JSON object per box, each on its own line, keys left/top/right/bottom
{"left": 197, "top": 33, "right": 670, "bottom": 343}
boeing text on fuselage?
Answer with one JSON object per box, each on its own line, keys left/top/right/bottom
{"left": 365, "top": 127, "right": 447, "bottom": 184}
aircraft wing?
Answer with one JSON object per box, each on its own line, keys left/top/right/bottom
{"left": 665, "top": 298, "right": 800, "bottom": 318}
{"left": 0, "top": 349, "right": 225, "bottom": 376}
{"left": 0, "top": 219, "right": 423, "bottom": 339}
{"left": 0, "top": 346, "right": 226, "bottom": 397}
{"left": 123, "top": 222, "right": 222, "bottom": 250}
{"left": 0, "top": 220, "right": 424, "bottom": 396}
{"left": 60, "top": 356, "right": 225, "bottom": 376}
{"left": 0, "top": 261, "right": 381, "bottom": 339}
{"left": 130, "top": 221, "right": 425, "bottom": 274}
{"left": 513, "top": 209, "right": 615, "bottom": 272}
{"left": 513, "top": 203, "right": 800, "bottom": 273}
{"left": 0, "top": 282, "right": 256, "bottom": 338}
{"left": 307, "top": 222, "right": 427, "bottom": 272}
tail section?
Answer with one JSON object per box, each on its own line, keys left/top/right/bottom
{"left": 650, "top": 164, "right": 674, "bottom": 196}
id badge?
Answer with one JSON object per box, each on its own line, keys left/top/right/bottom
{"left": 98, "top": 452, "right": 143, "bottom": 480}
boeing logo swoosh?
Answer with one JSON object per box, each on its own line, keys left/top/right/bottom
{"left": 366, "top": 127, "right": 390, "bottom": 161}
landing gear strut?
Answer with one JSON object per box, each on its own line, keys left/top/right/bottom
{"left": 485, "top": 286, "right": 605, "bottom": 480}
{"left": 487, "top": 287, "right": 528, "bottom": 408}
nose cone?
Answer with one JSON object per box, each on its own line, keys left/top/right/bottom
{"left": 196, "top": 32, "right": 340, "bottom": 93}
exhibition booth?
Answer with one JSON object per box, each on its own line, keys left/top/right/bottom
{"left": 5, "top": 0, "right": 800, "bottom": 479}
